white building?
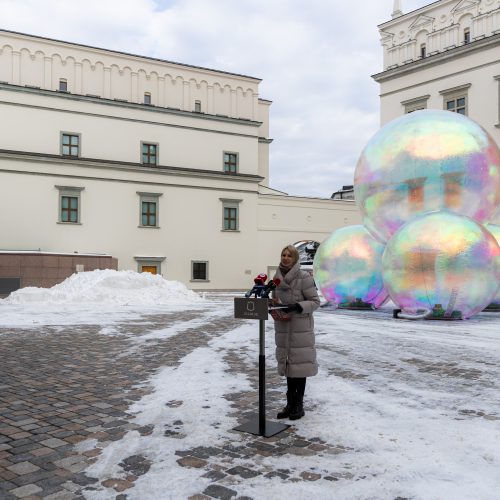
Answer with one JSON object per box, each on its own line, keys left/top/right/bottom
{"left": 373, "top": 0, "right": 500, "bottom": 147}
{"left": 0, "top": 29, "right": 360, "bottom": 292}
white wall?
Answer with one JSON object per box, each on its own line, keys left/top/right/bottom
{"left": 0, "top": 30, "right": 362, "bottom": 290}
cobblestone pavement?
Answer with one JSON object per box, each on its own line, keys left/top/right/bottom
{"left": 0, "top": 300, "right": 348, "bottom": 500}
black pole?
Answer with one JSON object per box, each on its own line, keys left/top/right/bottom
{"left": 259, "top": 319, "right": 265, "bottom": 435}
{"left": 233, "top": 298, "right": 290, "bottom": 438}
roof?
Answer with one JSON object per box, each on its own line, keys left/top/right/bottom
{"left": 0, "top": 28, "right": 262, "bottom": 83}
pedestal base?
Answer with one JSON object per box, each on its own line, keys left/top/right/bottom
{"left": 234, "top": 418, "right": 290, "bottom": 438}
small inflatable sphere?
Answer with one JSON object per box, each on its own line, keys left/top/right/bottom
{"left": 382, "top": 211, "right": 500, "bottom": 319}
{"left": 484, "top": 223, "right": 500, "bottom": 308}
{"left": 354, "top": 110, "right": 500, "bottom": 243}
{"left": 313, "top": 225, "right": 388, "bottom": 308}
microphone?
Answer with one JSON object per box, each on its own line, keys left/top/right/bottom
{"left": 244, "top": 273, "right": 269, "bottom": 298}
{"left": 255, "top": 273, "right": 267, "bottom": 284}
{"left": 261, "top": 278, "right": 281, "bottom": 298}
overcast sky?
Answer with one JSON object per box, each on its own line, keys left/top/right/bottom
{"left": 0, "top": 0, "right": 431, "bottom": 198}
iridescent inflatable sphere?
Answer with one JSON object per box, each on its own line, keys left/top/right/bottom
{"left": 382, "top": 211, "right": 500, "bottom": 319}
{"left": 484, "top": 223, "right": 500, "bottom": 309}
{"left": 354, "top": 110, "right": 500, "bottom": 243}
{"left": 313, "top": 225, "right": 388, "bottom": 309}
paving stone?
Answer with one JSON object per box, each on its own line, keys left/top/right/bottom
{"left": 202, "top": 469, "right": 226, "bottom": 481}
{"left": 101, "top": 478, "right": 135, "bottom": 492}
{"left": 44, "top": 490, "right": 78, "bottom": 499}
{"left": 226, "top": 466, "right": 260, "bottom": 479}
{"left": 9, "top": 483, "right": 43, "bottom": 498}
{"left": 202, "top": 484, "right": 238, "bottom": 500}
{"left": 7, "top": 461, "right": 41, "bottom": 475}
{"left": 300, "top": 471, "right": 322, "bottom": 481}
{"left": 30, "top": 447, "right": 55, "bottom": 457}
{"left": 39, "top": 438, "right": 67, "bottom": 449}
{"left": 177, "top": 456, "right": 208, "bottom": 469}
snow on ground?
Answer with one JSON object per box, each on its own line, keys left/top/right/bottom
{"left": 0, "top": 270, "right": 204, "bottom": 326}
{"left": 78, "top": 303, "right": 500, "bottom": 500}
{"left": 1, "top": 276, "right": 500, "bottom": 498}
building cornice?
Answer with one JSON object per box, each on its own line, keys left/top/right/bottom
{"left": 372, "top": 32, "right": 500, "bottom": 82}
{"left": 0, "top": 82, "right": 263, "bottom": 128}
{"left": 378, "top": 0, "right": 451, "bottom": 28}
{"left": 0, "top": 29, "right": 262, "bottom": 83}
{"left": 258, "top": 193, "right": 358, "bottom": 207}
{"left": 0, "top": 149, "right": 264, "bottom": 184}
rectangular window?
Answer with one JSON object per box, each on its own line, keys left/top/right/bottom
{"left": 440, "top": 84, "right": 470, "bottom": 117}
{"left": 192, "top": 261, "right": 208, "bottom": 281}
{"left": 224, "top": 207, "right": 237, "bottom": 230}
{"left": 220, "top": 198, "right": 241, "bottom": 231}
{"left": 223, "top": 152, "right": 238, "bottom": 174}
{"left": 144, "top": 92, "right": 151, "bottom": 104}
{"left": 194, "top": 100, "right": 201, "bottom": 112}
{"left": 141, "top": 201, "right": 157, "bottom": 226}
{"left": 59, "top": 79, "right": 68, "bottom": 92}
{"left": 61, "top": 133, "right": 80, "bottom": 157}
{"left": 61, "top": 196, "right": 78, "bottom": 222}
{"left": 446, "top": 97, "right": 467, "bottom": 115}
{"left": 142, "top": 143, "right": 158, "bottom": 166}
{"left": 138, "top": 191, "right": 162, "bottom": 228}
{"left": 464, "top": 28, "right": 470, "bottom": 44}
{"left": 420, "top": 44, "right": 426, "bottom": 58}
{"left": 56, "top": 185, "right": 84, "bottom": 224}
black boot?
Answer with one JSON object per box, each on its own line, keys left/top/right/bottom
{"left": 288, "top": 397, "right": 304, "bottom": 420}
{"left": 277, "top": 391, "right": 293, "bottom": 419}
{"left": 289, "top": 378, "right": 306, "bottom": 420}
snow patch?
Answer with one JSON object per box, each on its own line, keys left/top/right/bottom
{"left": 1, "top": 269, "right": 202, "bottom": 306}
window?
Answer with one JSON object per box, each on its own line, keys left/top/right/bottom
{"left": 464, "top": 28, "right": 471, "bottom": 44}
{"left": 420, "top": 44, "right": 426, "bottom": 58}
{"left": 446, "top": 97, "right": 467, "bottom": 114}
{"left": 440, "top": 84, "right": 470, "bottom": 116}
{"left": 220, "top": 198, "right": 242, "bottom": 231}
{"left": 137, "top": 192, "right": 162, "bottom": 228}
{"left": 142, "top": 201, "right": 157, "bottom": 226}
{"left": 223, "top": 152, "right": 238, "bottom": 174}
{"left": 191, "top": 261, "right": 208, "bottom": 281}
{"left": 61, "top": 133, "right": 80, "bottom": 157}
{"left": 134, "top": 256, "right": 165, "bottom": 274}
{"left": 401, "top": 95, "right": 430, "bottom": 114}
{"left": 56, "top": 185, "right": 84, "bottom": 224}
{"left": 59, "top": 79, "right": 68, "bottom": 92}
{"left": 194, "top": 100, "right": 201, "bottom": 112}
{"left": 224, "top": 207, "right": 237, "bottom": 230}
{"left": 142, "top": 142, "right": 158, "bottom": 166}
{"left": 144, "top": 92, "right": 151, "bottom": 104}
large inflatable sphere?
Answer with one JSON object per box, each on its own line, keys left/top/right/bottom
{"left": 354, "top": 110, "right": 500, "bottom": 243}
{"left": 313, "top": 225, "right": 388, "bottom": 308}
{"left": 484, "top": 223, "right": 500, "bottom": 308}
{"left": 382, "top": 211, "right": 500, "bottom": 319}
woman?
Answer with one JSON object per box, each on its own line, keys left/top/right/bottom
{"left": 271, "top": 244, "right": 320, "bottom": 420}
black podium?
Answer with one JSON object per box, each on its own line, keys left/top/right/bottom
{"left": 233, "top": 297, "right": 290, "bottom": 438}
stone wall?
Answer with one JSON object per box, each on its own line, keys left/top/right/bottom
{"left": 0, "top": 253, "right": 118, "bottom": 296}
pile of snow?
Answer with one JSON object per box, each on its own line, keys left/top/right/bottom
{"left": 2, "top": 269, "right": 202, "bottom": 306}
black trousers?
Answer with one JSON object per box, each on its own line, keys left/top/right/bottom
{"left": 287, "top": 377, "right": 306, "bottom": 399}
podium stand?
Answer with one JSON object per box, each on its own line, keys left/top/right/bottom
{"left": 233, "top": 297, "right": 290, "bottom": 438}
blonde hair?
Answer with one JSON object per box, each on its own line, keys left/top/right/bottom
{"left": 281, "top": 244, "right": 299, "bottom": 266}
